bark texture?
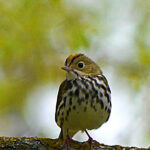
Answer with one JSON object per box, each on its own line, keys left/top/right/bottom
{"left": 0, "top": 137, "right": 149, "bottom": 150}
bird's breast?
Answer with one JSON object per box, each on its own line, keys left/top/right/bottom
{"left": 56, "top": 75, "right": 111, "bottom": 131}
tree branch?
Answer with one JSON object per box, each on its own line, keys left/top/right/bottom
{"left": 0, "top": 137, "right": 148, "bottom": 150}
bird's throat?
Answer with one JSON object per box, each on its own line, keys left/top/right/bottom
{"left": 66, "top": 71, "right": 77, "bottom": 80}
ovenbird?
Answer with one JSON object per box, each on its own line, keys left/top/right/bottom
{"left": 55, "top": 54, "right": 111, "bottom": 149}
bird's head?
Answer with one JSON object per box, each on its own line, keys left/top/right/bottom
{"left": 62, "top": 53, "right": 102, "bottom": 80}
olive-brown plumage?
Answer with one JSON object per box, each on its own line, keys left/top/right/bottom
{"left": 55, "top": 53, "right": 111, "bottom": 144}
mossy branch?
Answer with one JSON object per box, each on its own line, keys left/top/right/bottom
{"left": 0, "top": 137, "right": 149, "bottom": 150}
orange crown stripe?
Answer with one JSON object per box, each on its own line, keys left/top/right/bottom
{"left": 65, "top": 53, "right": 84, "bottom": 66}
{"left": 68, "top": 53, "right": 81, "bottom": 62}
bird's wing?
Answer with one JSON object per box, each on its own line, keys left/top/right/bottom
{"left": 55, "top": 80, "right": 68, "bottom": 123}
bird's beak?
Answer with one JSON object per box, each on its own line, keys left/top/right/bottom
{"left": 61, "top": 66, "right": 73, "bottom": 72}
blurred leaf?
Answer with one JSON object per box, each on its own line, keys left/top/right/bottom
{"left": 0, "top": 0, "right": 100, "bottom": 114}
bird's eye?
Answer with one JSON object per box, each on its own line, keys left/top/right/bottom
{"left": 78, "top": 62, "right": 84, "bottom": 68}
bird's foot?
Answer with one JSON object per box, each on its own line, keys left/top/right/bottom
{"left": 63, "top": 134, "right": 71, "bottom": 150}
{"left": 84, "top": 129, "right": 100, "bottom": 150}
{"left": 88, "top": 136, "right": 94, "bottom": 150}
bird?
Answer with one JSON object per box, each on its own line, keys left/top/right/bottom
{"left": 55, "top": 53, "right": 111, "bottom": 149}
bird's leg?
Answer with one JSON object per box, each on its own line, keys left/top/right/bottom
{"left": 85, "top": 130, "right": 94, "bottom": 150}
{"left": 85, "top": 130, "right": 101, "bottom": 149}
{"left": 63, "top": 129, "right": 71, "bottom": 150}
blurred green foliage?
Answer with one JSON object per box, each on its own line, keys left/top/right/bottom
{"left": 0, "top": 0, "right": 99, "bottom": 114}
